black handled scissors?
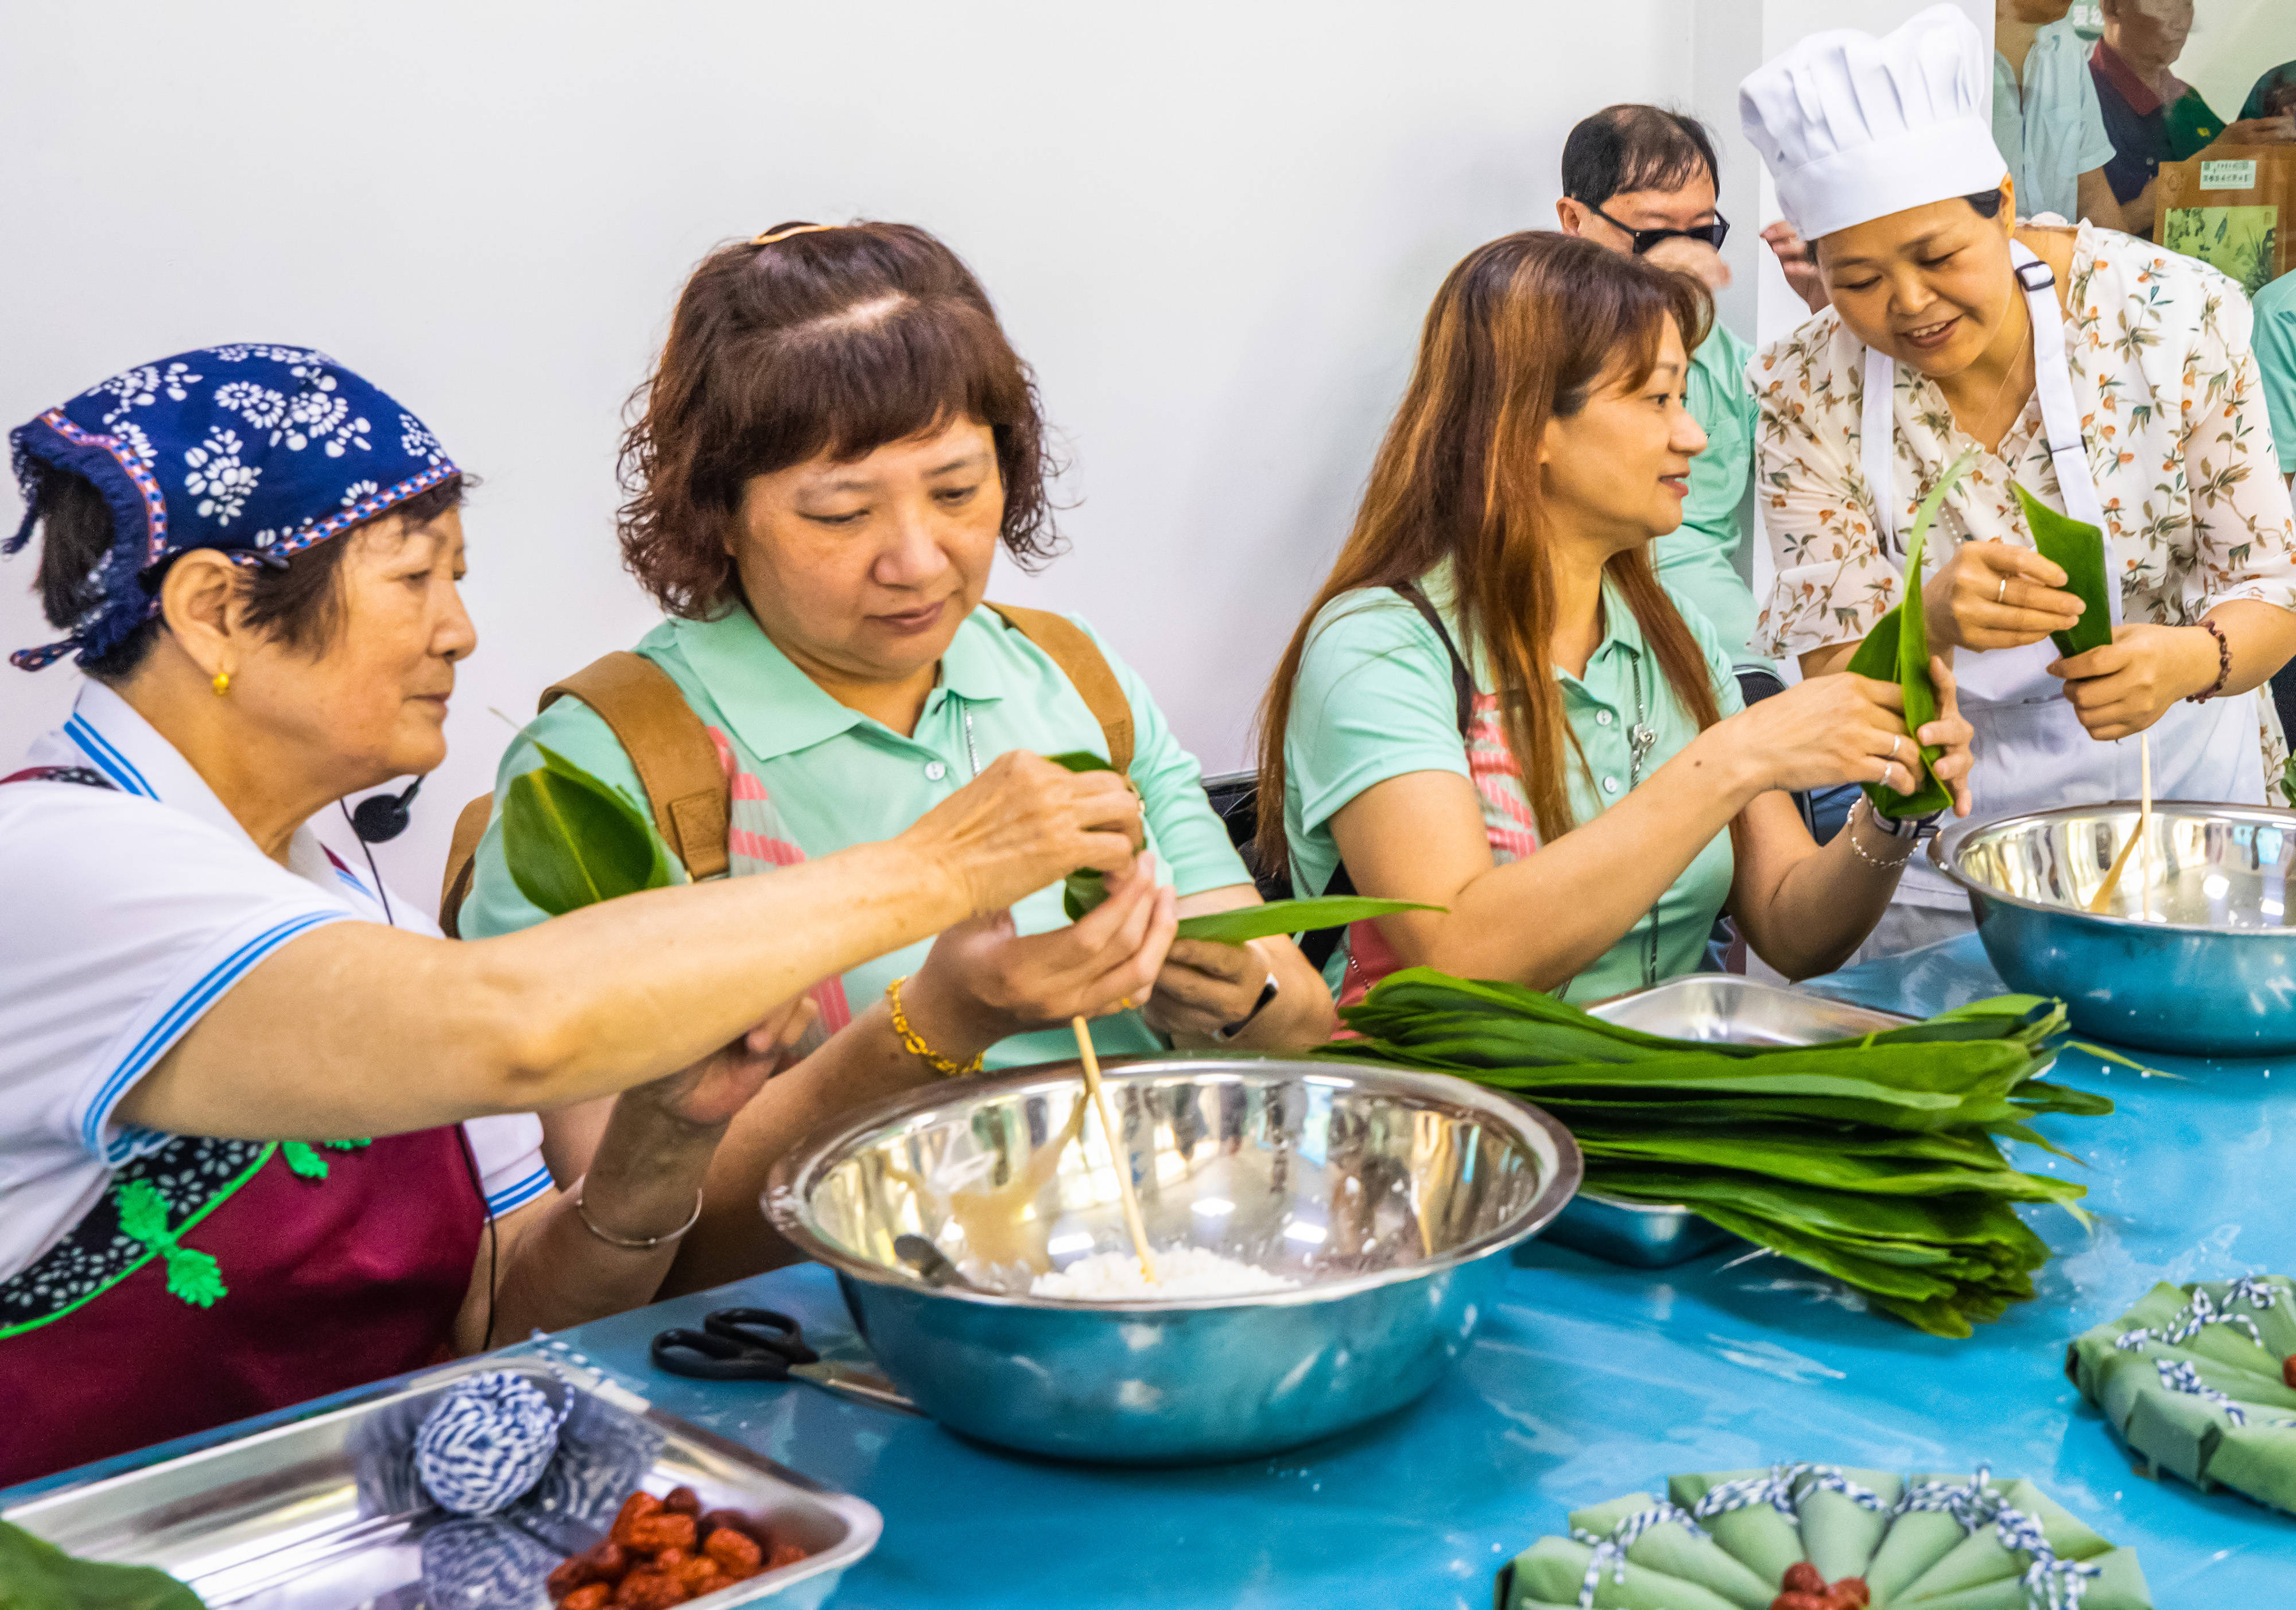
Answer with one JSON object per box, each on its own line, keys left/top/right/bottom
{"left": 649, "top": 1307, "right": 920, "bottom": 1414}
{"left": 651, "top": 1308, "right": 819, "bottom": 1380}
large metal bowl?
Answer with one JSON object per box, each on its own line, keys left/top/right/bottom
{"left": 764, "top": 1055, "right": 1579, "bottom": 1465}
{"left": 1930, "top": 802, "right": 2296, "bottom": 1055}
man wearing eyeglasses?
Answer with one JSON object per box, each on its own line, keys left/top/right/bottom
{"left": 1556, "top": 106, "right": 1767, "bottom": 692}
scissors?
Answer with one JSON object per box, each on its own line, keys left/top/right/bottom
{"left": 649, "top": 1308, "right": 918, "bottom": 1415}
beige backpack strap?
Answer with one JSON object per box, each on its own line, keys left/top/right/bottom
{"left": 540, "top": 651, "right": 731, "bottom": 880}
{"left": 984, "top": 603, "right": 1135, "bottom": 775}
{"left": 435, "top": 650, "right": 730, "bottom": 937}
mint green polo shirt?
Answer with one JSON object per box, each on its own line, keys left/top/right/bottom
{"left": 1657, "top": 320, "right": 1765, "bottom": 669}
{"left": 460, "top": 604, "right": 1251, "bottom": 1070}
{"left": 2256, "top": 271, "right": 2296, "bottom": 475}
{"left": 1282, "top": 566, "right": 1742, "bottom": 1003}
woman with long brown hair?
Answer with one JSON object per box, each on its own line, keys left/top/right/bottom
{"left": 1258, "top": 232, "right": 1978, "bottom": 1002}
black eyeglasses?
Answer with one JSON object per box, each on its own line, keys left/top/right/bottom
{"left": 1581, "top": 202, "right": 1730, "bottom": 255}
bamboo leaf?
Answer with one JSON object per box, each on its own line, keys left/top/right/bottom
{"left": 2012, "top": 483, "right": 2113, "bottom": 658}
{"left": 1045, "top": 750, "right": 1115, "bottom": 773}
{"left": 501, "top": 742, "right": 677, "bottom": 915}
{"left": 1174, "top": 896, "right": 1443, "bottom": 946}
{"left": 1845, "top": 452, "right": 1976, "bottom": 818}
{"left": 0, "top": 1520, "right": 208, "bottom": 1610}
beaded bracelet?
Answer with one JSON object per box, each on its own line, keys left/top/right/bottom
{"left": 2186, "top": 618, "right": 2232, "bottom": 704}
{"left": 886, "top": 975, "right": 985, "bottom": 1078}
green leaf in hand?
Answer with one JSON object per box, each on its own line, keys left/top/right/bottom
{"left": 1174, "top": 896, "right": 1444, "bottom": 946}
{"left": 2012, "top": 482, "right": 2112, "bottom": 658}
{"left": 1845, "top": 451, "right": 1975, "bottom": 819}
{"left": 501, "top": 742, "right": 677, "bottom": 916}
{"left": 1045, "top": 750, "right": 1116, "bottom": 774}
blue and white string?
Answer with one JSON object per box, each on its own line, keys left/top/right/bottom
{"left": 1570, "top": 1502, "right": 1707, "bottom": 1608}
{"left": 1892, "top": 1467, "right": 2099, "bottom": 1610}
{"left": 2113, "top": 1276, "right": 2283, "bottom": 1353}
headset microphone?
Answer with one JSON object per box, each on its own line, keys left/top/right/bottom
{"left": 349, "top": 777, "right": 425, "bottom": 844}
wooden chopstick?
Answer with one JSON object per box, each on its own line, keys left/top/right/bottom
{"left": 1072, "top": 1017, "right": 1157, "bottom": 1284}
{"left": 2087, "top": 731, "right": 2154, "bottom": 915}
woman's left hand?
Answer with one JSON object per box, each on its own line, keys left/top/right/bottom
{"left": 1142, "top": 937, "right": 1277, "bottom": 1042}
{"left": 624, "top": 995, "right": 819, "bottom": 1131}
{"left": 2050, "top": 623, "right": 2220, "bottom": 741}
{"left": 1917, "top": 655, "right": 1978, "bottom": 817}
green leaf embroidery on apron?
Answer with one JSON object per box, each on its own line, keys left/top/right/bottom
{"left": 115, "top": 1180, "right": 227, "bottom": 1309}
{"left": 282, "top": 1138, "right": 374, "bottom": 1180}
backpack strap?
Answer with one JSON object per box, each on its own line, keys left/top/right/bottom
{"left": 1297, "top": 582, "right": 1475, "bottom": 972}
{"left": 437, "top": 650, "right": 730, "bottom": 937}
{"left": 984, "top": 602, "right": 1135, "bottom": 775}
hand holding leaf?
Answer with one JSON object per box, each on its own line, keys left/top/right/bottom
{"left": 502, "top": 742, "right": 678, "bottom": 915}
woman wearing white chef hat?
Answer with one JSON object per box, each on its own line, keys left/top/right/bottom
{"left": 1742, "top": 3, "right": 2296, "bottom": 957}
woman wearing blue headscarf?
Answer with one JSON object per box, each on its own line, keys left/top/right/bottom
{"left": 0, "top": 346, "right": 1143, "bottom": 1484}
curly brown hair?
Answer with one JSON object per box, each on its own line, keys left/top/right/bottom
{"left": 617, "top": 221, "right": 1063, "bottom": 618}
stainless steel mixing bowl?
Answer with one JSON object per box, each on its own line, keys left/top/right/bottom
{"left": 1930, "top": 802, "right": 2296, "bottom": 1055}
{"left": 764, "top": 1055, "right": 1579, "bottom": 1465}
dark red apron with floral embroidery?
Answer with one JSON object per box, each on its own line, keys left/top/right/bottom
{"left": 0, "top": 1127, "right": 483, "bottom": 1488}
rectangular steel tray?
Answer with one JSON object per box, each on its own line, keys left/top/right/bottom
{"left": 2, "top": 1354, "right": 880, "bottom": 1609}
{"left": 1539, "top": 977, "right": 1914, "bottom": 1268}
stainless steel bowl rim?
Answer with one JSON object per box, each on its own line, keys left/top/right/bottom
{"left": 764, "top": 1053, "right": 1582, "bottom": 1314}
{"left": 1929, "top": 801, "right": 2296, "bottom": 936}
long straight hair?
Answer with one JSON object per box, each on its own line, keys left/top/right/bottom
{"left": 1254, "top": 231, "right": 1723, "bottom": 878}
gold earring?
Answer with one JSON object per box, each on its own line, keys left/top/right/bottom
{"left": 211, "top": 672, "right": 231, "bottom": 697}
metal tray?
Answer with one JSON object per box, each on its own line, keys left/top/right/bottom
{"left": 2, "top": 1355, "right": 881, "bottom": 1609}
{"left": 1539, "top": 977, "right": 1914, "bottom": 1268}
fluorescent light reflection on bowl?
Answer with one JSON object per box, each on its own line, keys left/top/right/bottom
{"left": 1283, "top": 1221, "right": 1328, "bottom": 1246}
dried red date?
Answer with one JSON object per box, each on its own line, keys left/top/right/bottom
{"left": 1831, "top": 1581, "right": 1871, "bottom": 1609}
{"left": 699, "top": 1508, "right": 760, "bottom": 1543}
{"left": 547, "top": 1555, "right": 596, "bottom": 1597}
{"left": 2284, "top": 1354, "right": 2295, "bottom": 1391}
{"left": 627, "top": 1512, "right": 697, "bottom": 1553}
{"left": 677, "top": 1555, "right": 728, "bottom": 1595}
{"left": 662, "top": 1485, "right": 702, "bottom": 1516}
{"left": 767, "top": 1538, "right": 809, "bottom": 1570}
{"left": 704, "top": 1526, "right": 763, "bottom": 1576}
{"left": 1780, "top": 1564, "right": 1826, "bottom": 1593}
{"left": 561, "top": 1586, "right": 610, "bottom": 1610}
{"left": 612, "top": 1570, "right": 688, "bottom": 1609}
{"left": 609, "top": 1491, "right": 662, "bottom": 1547}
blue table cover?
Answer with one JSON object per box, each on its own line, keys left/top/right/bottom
{"left": 7, "top": 934, "right": 2291, "bottom": 1603}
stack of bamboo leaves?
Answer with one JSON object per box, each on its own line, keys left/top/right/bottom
{"left": 1325, "top": 969, "right": 2111, "bottom": 1338}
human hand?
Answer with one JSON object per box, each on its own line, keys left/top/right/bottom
{"left": 899, "top": 855, "right": 1180, "bottom": 1052}
{"left": 899, "top": 750, "right": 1141, "bottom": 917}
{"left": 1922, "top": 540, "right": 2084, "bottom": 654}
{"left": 625, "top": 994, "right": 819, "bottom": 1131}
{"left": 1141, "top": 936, "right": 1277, "bottom": 1042}
{"left": 1713, "top": 665, "right": 1972, "bottom": 801}
{"left": 1760, "top": 221, "right": 1830, "bottom": 313}
{"left": 2050, "top": 622, "right": 2221, "bottom": 740}
{"left": 1643, "top": 235, "right": 1732, "bottom": 292}
{"left": 2215, "top": 115, "right": 2295, "bottom": 147}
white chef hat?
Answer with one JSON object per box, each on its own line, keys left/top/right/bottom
{"left": 1739, "top": 3, "right": 2008, "bottom": 242}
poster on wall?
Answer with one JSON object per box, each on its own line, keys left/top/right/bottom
{"left": 2153, "top": 150, "right": 2295, "bottom": 295}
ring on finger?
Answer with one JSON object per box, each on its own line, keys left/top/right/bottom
{"left": 1996, "top": 577, "right": 2008, "bottom": 606}
{"left": 1888, "top": 734, "right": 1902, "bottom": 762}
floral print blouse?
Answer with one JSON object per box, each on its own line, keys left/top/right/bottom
{"left": 1754, "top": 223, "right": 2296, "bottom": 665}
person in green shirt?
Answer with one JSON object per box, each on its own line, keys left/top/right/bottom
{"left": 463, "top": 221, "right": 1333, "bottom": 1289}
{"left": 1556, "top": 105, "right": 1766, "bottom": 685}
{"left": 2260, "top": 271, "right": 2296, "bottom": 487}
{"left": 1257, "top": 233, "right": 1976, "bottom": 1004}
{"left": 2241, "top": 61, "right": 2296, "bottom": 125}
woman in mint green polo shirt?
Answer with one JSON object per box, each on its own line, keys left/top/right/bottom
{"left": 463, "top": 222, "right": 1332, "bottom": 1287}
{"left": 1256, "top": 232, "right": 1977, "bottom": 1005}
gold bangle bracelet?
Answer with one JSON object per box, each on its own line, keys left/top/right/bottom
{"left": 886, "top": 975, "right": 986, "bottom": 1078}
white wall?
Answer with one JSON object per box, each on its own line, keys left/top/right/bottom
{"left": 0, "top": 0, "right": 1697, "bottom": 895}
{"left": 2180, "top": 0, "right": 2296, "bottom": 124}
{"left": 0, "top": 0, "right": 1965, "bottom": 899}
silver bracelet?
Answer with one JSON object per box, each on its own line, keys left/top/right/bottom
{"left": 572, "top": 1178, "right": 704, "bottom": 1250}
{"left": 1844, "top": 801, "right": 1918, "bottom": 870}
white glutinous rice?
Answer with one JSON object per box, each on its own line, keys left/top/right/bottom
{"left": 1031, "top": 1245, "right": 1300, "bottom": 1299}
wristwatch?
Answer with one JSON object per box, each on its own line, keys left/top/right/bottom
{"left": 1870, "top": 805, "right": 1942, "bottom": 840}
{"left": 1213, "top": 973, "right": 1282, "bottom": 1042}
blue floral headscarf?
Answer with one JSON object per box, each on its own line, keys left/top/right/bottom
{"left": 6, "top": 344, "right": 460, "bottom": 670}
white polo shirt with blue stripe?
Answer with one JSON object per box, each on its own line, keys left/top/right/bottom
{"left": 0, "top": 681, "right": 549, "bottom": 1283}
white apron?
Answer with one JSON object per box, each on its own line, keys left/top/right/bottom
{"left": 1861, "top": 242, "right": 2262, "bottom": 908}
